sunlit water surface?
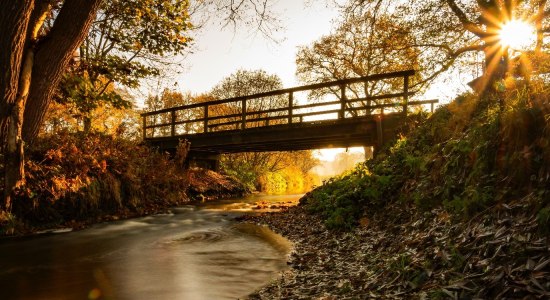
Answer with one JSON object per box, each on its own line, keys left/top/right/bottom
{"left": 0, "top": 194, "right": 302, "bottom": 300}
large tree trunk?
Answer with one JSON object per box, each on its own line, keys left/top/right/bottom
{"left": 0, "top": 1, "right": 33, "bottom": 146}
{"left": 1, "top": 0, "right": 102, "bottom": 210}
{"left": 23, "top": 0, "right": 102, "bottom": 143}
{"left": 0, "top": 1, "right": 34, "bottom": 211}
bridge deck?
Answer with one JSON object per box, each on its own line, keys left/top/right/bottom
{"left": 146, "top": 113, "right": 404, "bottom": 153}
{"left": 141, "top": 70, "right": 437, "bottom": 153}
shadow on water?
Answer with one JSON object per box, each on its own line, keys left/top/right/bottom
{"left": 0, "top": 194, "right": 302, "bottom": 300}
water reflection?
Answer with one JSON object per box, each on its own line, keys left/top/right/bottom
{"left": 200, "top": 193, "right": 303, "bottom": 211}
{"left": 0, "top": 195, "right": 299, "bottom": 300}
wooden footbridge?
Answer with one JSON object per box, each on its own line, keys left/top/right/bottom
{"left": 141, "top": 70, "right": 436, "bottom": 165}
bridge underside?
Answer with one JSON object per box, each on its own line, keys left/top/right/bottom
{"left": 146, "top": 114, "right": 403, "bottom": 154}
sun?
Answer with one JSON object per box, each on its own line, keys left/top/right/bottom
{"left": 499, "top": 20, "right": 536, "bottom": 51}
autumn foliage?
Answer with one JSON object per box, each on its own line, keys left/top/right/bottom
{"left": 8, "top": 132, "right": 189, "bottom": 229}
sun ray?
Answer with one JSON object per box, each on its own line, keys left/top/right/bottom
{"left": 472, "top": 43, "right": 507, "bottom": 93}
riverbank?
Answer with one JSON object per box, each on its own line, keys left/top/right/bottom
{"left": 243, "top": 197, "right": 550, "bottom": 298}
{"left": 238, "top": 90, "right": 550, "bottom": 298}
{"left": 1, "top": 167, "right": 246, "bottom": 236}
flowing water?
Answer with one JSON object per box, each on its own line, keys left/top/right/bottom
{"left": 0, "top": 194, "right": 302, "bottom": 300}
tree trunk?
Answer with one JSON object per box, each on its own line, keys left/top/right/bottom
{"left": 23, "top": 0, "right": 102, "bottom": 143}
{"left": 0, "top": 1, "right": 34, "bottom": 211}
{"left": 1, "top": 0, "right": 102, "bottom": 210}
{"left": 0, "top": 1, "right": 33, "bottom": 146}
{"left": 83, "top": 115, "right": 92, "bottom": 133}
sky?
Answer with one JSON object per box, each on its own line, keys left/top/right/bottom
{"left": 174, "top": 1, "right": 339, "bottom": 94}
{"left": 167, "top": 1, "right": 363, "bottom": 161}
{"left": 171, "top": 0, "right": 472, "bottom": 102}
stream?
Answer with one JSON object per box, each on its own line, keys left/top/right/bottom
{"left": 0, "top": 194, "right": 302, "bottom": 300}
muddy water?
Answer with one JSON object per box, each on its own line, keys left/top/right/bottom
{"left": 0, "top": 194, "right": 302, "bottom": 300}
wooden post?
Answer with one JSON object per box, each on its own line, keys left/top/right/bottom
{"left": 375, "top": 115, "right": 383, "bottom": 156}
{"left": 339, "top": 84, "right": 346, "bottom": 119}
{"left": 430, "top": 102, "right": 434, "bottom": 113}
{"left": 288, "top": 91, "right": 293, "bottom": 124}
{"left": 403, "top": 75, "right": 409, "bottom": 115}
{"left": 364, "top": 81, "right": 371, "bottom": 116}
{"left": 203, "top": 105, "right": 209, "bottom": 133}
{"left": 170, "top": 110, "right": 176, "bottom": 136}
{"left": 241, "top": 98, "right": 246, "bottom": 130}
{"left": 142, "top": 115, "right": 147, "bottom": 139}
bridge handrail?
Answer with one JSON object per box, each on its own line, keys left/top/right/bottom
{"left": 141, "top": 70, "right": 438, "bottom": 139}
{"left": 145, "top": 99, "right": 438, "bottom": 130}
{"left": 140, "top": 69, "right": 415, "bottom": 117}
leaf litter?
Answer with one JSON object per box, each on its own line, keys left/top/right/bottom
{"left": 241, "top": 199, "right": 550, "bottom": 299}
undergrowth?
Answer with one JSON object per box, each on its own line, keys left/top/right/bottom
{"left": 303, "top": 81, "right": 550, "bottom": 230}
{"left": 4, "top": 132, "right": 190, "bottom": 233}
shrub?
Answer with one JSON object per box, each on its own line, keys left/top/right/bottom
{"left": 11, "top": 132, "right": 189, "bottom": 226}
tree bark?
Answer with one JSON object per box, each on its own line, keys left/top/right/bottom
{"left": 23, "top": 0, "right": 102, "bottom": 143}
{"left": 0, "top": 1, "right": 33, "bottom": 148}
{"left": 1, "top": 0, "right": 102, "bottom": 210}
{"left": 0, "top": 1, "right": 34, "bottom": 211}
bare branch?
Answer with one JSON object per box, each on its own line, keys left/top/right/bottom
{"left": 445, "top": 0, "right": 486, "bottom": 37}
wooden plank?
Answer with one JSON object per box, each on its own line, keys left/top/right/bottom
{"left": 243, "top": 106, "right": 288, "bottom": 116}
{"left": 294, "top": 109, "right": 342, "bottom": 118}
{"left": 241, "top": 98, "right": 246, "bottom": 129}
{"left": 346, "top": 91, "right": 415, "bottom": 103}
{"left": 209, "top": 115, "right": 287, "bottom": 129}
{"left": 408, "top": 99, "right": 438, "bottom": 105}
{"left": 339, "top": 84, "right": 346, "bottom": 119}
{"left": 376, "top": 116, "right": 383, "bottom": 154}
{"left": 288, "top": 91, "right": 293, "bottom": 124}
{"left": 142, "top": 116, "right": 147, "bottom": 139}
{"left": 171, "top": 111, "right": 176, "bottom": 136}
{"left": 289, "top": 100, "right": 341, "bottom": 110}
{"left": 203, "top": 105, "right": 208, "bottom": 133}
{"left": 403, "top": 75, "right": 409, "bottom": 114}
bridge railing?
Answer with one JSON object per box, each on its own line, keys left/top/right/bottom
{"left": 141, "top": 70, "right": 437, "bottom": 139}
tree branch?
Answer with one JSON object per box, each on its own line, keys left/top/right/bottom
{"left": 23, "top": 0, "right": 103, "bottom": 142}
{"left": 445, "top": 0, "right": 486, "bottom": 38}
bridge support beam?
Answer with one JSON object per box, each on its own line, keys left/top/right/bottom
{"left": 374, "top": 116, "right": 383, "bottom": 156}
